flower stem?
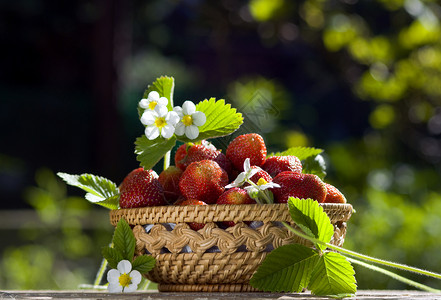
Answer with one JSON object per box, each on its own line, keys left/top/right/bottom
{"left": 282, "top": 222, "right": 441, "bottom": 281}
{"left": 93, "top": 257, "right": 108, "bottom": 286}
{"left": 163, "top": 150, "right": 170, "bottom": 170}
{"left": 246, "top": 180, "right": 273, "bottom": 204}
{"left": 346, "top": 257, "right": 441, "bottom": 293}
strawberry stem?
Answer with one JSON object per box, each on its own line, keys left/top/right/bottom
{"left": 163, "top": 151, "right": 170, "bottom": 171}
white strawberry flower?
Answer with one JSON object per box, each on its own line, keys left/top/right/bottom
{"left": 225, "top": 158, "right": 259, "bottom": 188}
{"left": 244, "top": 177, "right": 280, "bottom": 193}
{"left": 141, "top": 104, "right": 180, "bottom": 140}
{"left": 107, "top": 260, "right": 142, "bottom": 293}
{"left": 173, "top": 101, "right": 206, "bottom": 140}
{"left": 139, "top": 91, "right": 168, "bottom": 111}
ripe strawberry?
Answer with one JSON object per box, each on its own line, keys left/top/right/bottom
{"left": 175, "top": 142, "right": 232, "bottom": 175}
{"left": 262, "top": 155, "right": 302, "bottom": 177}
{"left": 119, "top": 168, "right": 167, "bottom": 208}
{"left": 217, "top": 187, "right": 256, "bottom": 227}
{"left": 158, "top": 166, "right": 183, "bottom": 203}
{"left": 324, "top": 183, "right": 347, "bottom": 203}
{"left": 179, "top": 160, "right": 229, "bottom": 204}
{"left": 178, "top": 199, "right": 208, "bottom": 231}
{"left": 248, "top": 166, "right": 273, "bottom": 185}
{"left": 226, "top": 133, "right": 267, "bottom": 171}
{"left": 271, "top": 171, "right": 327, "bottom": 203}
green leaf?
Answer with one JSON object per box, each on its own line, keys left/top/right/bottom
{"left": 268, "top": 146, "right": 323, "bottom": 161}
{"left": 132, "top": 255, "right": 156, "bottom": 274}
{"left": 139, "top": 76, "right": 175, "bottom": 117}
{"left": 250, "top": 244, "right": 319, "bottom": 292}
{"left": 177, "top": 98, "right": 244, "bottom": 143}
{"left": 302, "top": 154, "right": 327, "bottom": 179}
{"left": 288, "top": 198, "right": 334, "bottom": 251}
{"left": 308, "top": 252, "right": 357, "bottom": 297}
{"left": 112, "top": 219, "right": 136, "bottom": 262}
{"left": 102, "top": 246, "right": 124, "bottom": 269}
{"left": 135, "top": 135, "right": 177, "bottom": 169}
{"left": 57, "top": 172, "right": 119, "bottom": 209}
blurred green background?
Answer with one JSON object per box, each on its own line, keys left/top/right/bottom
{"left": 1, "top": 0, "right": 441, "bottom": 291}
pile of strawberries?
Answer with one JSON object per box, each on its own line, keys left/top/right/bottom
{"left": 119, "top": 133, "right": 346, "bottom": 229}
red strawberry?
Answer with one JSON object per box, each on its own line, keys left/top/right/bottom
{"left": 158, "top": 166, "right": 183, "bottom": 203}
{"left": 248, "top": 166, "right": 273, "bottom": 185}
{"left": 179, "top": 160, "right": 229, "bottom": 204}
{"left": 271, "top": 171, "right": 327, "bottom": 203}
{"left": 175, "top": 143, "right": 232, "bottom": 175}
{"left": 119, "top": 168, "right": 167, "bottom": 208}
{"left": 324, "top": 183, "right": 347, "bottom": 203}
{"left": 226, "top": 133, "right": 267, "bottom": 171}
{"left": 217, "top": 187, "right": 256, "bottom": 227}
{"left": 262, "top": 155, "right": 302, "bottom": 177}
{"left": 178, "top": 199, "right": 208, "bottom": 230}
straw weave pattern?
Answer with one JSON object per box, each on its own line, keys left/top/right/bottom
{"left": 110, "top": 203, "right": 353, "bottom": 292}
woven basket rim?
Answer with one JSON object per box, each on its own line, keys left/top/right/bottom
{"left": 109, "top": 203, "right": 353, "bottom": 226}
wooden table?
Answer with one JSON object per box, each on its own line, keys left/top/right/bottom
{"left": 2, "top": 290, "right": 441, "bottom": 299}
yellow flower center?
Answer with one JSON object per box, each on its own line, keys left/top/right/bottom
{"left": 155, "top": 117, "right": 166, "bottom": 128}
{"left": 182, "top": 115, "right": 193, "bottom": 126}
{"left": 257, "top": 178, "right": 268, "bottom": 186}
{"left": 119, "top": 273, "right": 132, "bottom": 288}
{"left": 149, "top": 101, "right": 157, "bottom": 110}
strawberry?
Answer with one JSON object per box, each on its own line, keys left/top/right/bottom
{"left": 178, "top": 199, "right": 208, "bottom": 231}
{"left": 226, "top": 133, "right": 267, "bottom": 171}
{"left": 217, "top": 187, "right": 256, "bottom": 227}
{"left": 271, "top": 171, "right": 327, "bottom": 203}
{"left": 119, "top": 168, "right": 167, "bottom": 208}
{"left": 158, "top": 166, "right": 183, "bottom": 203}
{"left": 262, "top": 155, "right": 302, "bottom": 177}
{"left": 324, "top": 183, "right": 347, "bottom": 203}
{"left": 174, "top": 142, "right": 232, "bottom": 175}
{"left": 179, "top": 160, "right": 229, "bottom": 204}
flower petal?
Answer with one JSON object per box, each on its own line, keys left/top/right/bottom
{"left": 140, "top": 111, "right": 156, "bottom": 125}
{"left": 248, "top": 168, "right": 259, "bottom": 178}
{"left": 182, "top": 101, "right": 196, "bottom": 115}
{"left": 148, "top": 91, "right": 160, "bottom": 101}
{"left": 234, "top": 172, "right": 246, "bottom": 185}
{"left": 173, "top": 106, "right": 183, "bottom": 117}
{"left": 108, "top": 282, "right": 123, "bottom": 293}
{"left": 117, "top": 260, "right": 132, "bottom": 274}
{"left": 139, "top": 99, "right": 149, "bottom": 109}
{"left": 145, "top": 125, "right": 160, "bottom": 140}
{"left": 185, "top": 125, "right": 199, "bottom": 140}
{"left": 107, "top": 269, "right": 120, "bottom": 284}
{"left": 192, "top": 111, "right": 206, "bottom": 126}
{"left": 161, "top": 124, "right": 175, "bottom": 139}
{"left": 158, "top": 97, "right": 168, "bottom": 106}
{"left": 166, "top": 111, "right": 180, "bottom": 125}
{"left": 155, "top": 104, "right": 169, "bottom": 117}
{"left": 174, "top": 122, "right": 185, "bottom": 136}
{"left": 124, "top": 283, "right": 138, "bottom": 293}
{"left": 130, "top": 270, "right": 142, "bottom": 285}
{"left": 243, "top": 158, "right": 251, "bottom": 172}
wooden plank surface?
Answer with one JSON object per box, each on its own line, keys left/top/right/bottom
{"left": 2, "top": 290, "right": 441, "bottom": 300}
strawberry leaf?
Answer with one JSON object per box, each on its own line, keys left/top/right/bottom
{"left": 102, "top": 246, "right": 124, "bottom": 269}
{"left": 132, "top": 255, "right": 156, "bottom": 274}
{"left": 135, "top": 135, "right": 177, "bottom": 169}
{"left": 57, "top": 173, "right": 119, "bottom": 209}
{"left": 112, "top": 219, "right": 136, "bottom": 262}
{"left": 308, "top": 252, "right": 357, "bottom": 297}
{"left": 176, "top": 98, "right": 244, "bottom": 143}
{"left": 138, "top": 76, "right": 175, "bottom": 118}
{"left": 268, "top": 146, "right": 323, "bottom": 161}
{"left": 250, "top": 244, "right": 319, "bottom": 292}
{"left": 288, "top": 197, "right": 334, "bottom": 251}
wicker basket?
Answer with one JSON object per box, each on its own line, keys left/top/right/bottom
{"left": 109, "top": 203, "right": 353, "bottom": 292}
